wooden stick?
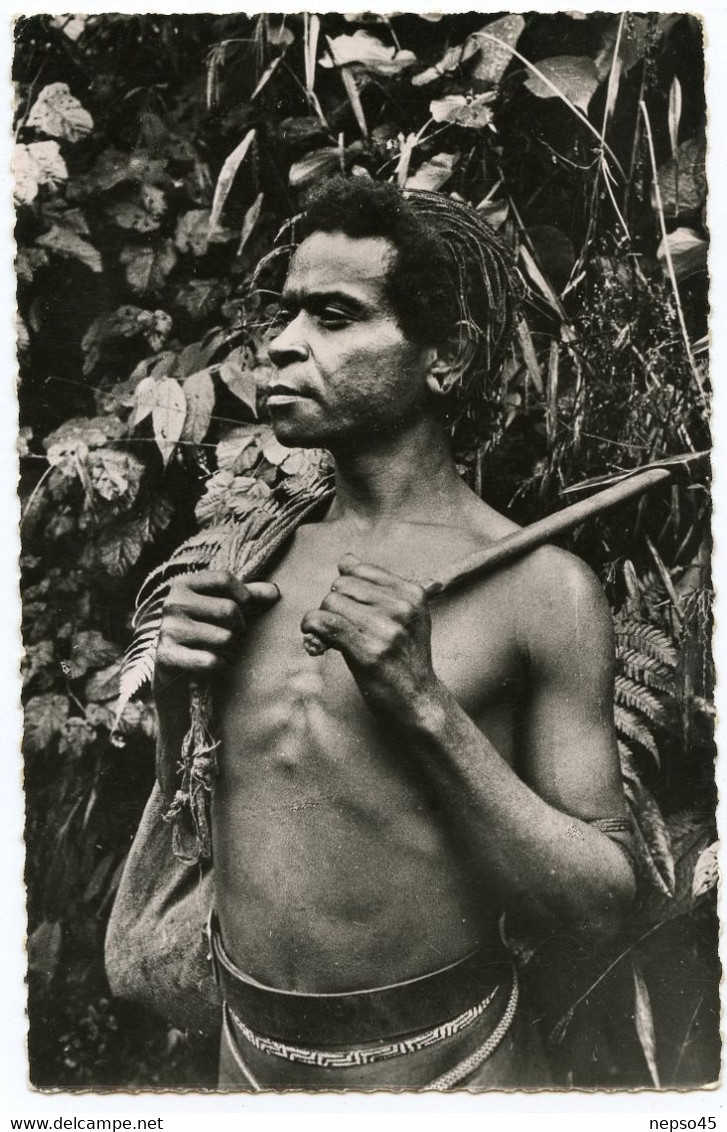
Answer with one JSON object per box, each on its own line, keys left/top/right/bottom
{"left": 424, "top": 466, "right": 672, "bottom": 597}
{"left": 302, "top": 459, "right": 705, "bottom": 655}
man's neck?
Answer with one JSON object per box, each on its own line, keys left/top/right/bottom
{"left": 326, "top": 419, "right": 469, "bottom": 531}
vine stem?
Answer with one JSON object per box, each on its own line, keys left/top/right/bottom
{"left": 639, "top": 100, "right": 706, "bottom": 407}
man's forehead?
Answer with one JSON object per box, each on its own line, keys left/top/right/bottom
{"left": 283, "top": 231, "right": 394, "bottom": 296}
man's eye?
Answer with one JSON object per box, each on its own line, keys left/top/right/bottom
{"left": 318, "top": 308, "right": 351, "bottom": 327}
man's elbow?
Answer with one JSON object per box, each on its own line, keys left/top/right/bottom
{"left": 580, "top": 856, "right": 637, "bottom": 943}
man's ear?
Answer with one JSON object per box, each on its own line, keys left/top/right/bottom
{"left": 425, "top": 327, "right": 477, "bottom": 397}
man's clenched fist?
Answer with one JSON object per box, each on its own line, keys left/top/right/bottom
{"left": 301, "top": 553, "right": 441, "bottom": 724}
{"left": 154, "top": 570, "right": 280, "bottom": 689}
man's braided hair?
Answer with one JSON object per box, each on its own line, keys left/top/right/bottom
{"left": 294, "top": 176, "right": 520, "bottom": 450}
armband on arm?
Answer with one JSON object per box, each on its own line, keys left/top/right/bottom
{"left": 586, "top": 816, "right": 637, "bottom": 874}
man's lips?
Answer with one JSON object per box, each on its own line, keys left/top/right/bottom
{"left": 265, "top": 384, "right": 312, "bottom": 404}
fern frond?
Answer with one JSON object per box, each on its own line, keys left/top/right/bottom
{"left": 614, "top": 675, "right": 669, "bottom": 729}
{"left": 614, "top": 618, "right": 678, "bottom": 668}
{"left": 614, "top": 705, "right": 660, "bottom": 764}
{"left": 114, "top": 474, "right": 335, "bottom": 726}
{"left": 618, "top": 648, "right": 675, "bottom": 694}
{"left": 619, "top": 743, "right": 675, "bottom": 897}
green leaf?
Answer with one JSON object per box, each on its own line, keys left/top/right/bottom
{"left": 654, "top": 137, "right": 706, "bottom": 218}
{"left": 175, "top": 209, "right": 212, "bottom": 256}
{"left": 405, "top": 152, "right": 457, "bottom": 192}
{"left": 289, "top": 147, "right": 340, "bottom": 189}
{"left": 692, "top": 841, "right": 718, "bottom": 899}
{"left": 173, "top": 278, "right": 227, "bottom": 321}
{"left": 430, "top": 94, "right": 495, "bottom": 129}
{"left": 469, "top": 15, "right": 525, "bottom": 83}
{"left": 108, "top": 185, "right": 167, "bottom": 232}
{"left": 24, "top": 693, "right": 69, "bottom": 755}
{"left": 209, "top": 129, "right": 256, "bottom": 233}
{"left": 524, "top": 56, "right": 600, "bottom": 112}
{"left": 16, "top": 246, "right": 49, "bottom": 286}
{"left": 218, "top": 349, "right": 258, "bottom": 414}
{"left": 412, "top": 15, "right": 523, "bottom": 87}
{"left": 50, "top": 14, "right": 88, "bottom": 40}
{"left": 321, "top": 31, "right": 416, "bottom": 75}
{"left": 152, "top": 377, "right": 186, "bottom": 465}
{"left": 14, "top": 140, "right": 68, "bottom": 205}
{"left": 28, "top": 920, "right": 62, "bottom": 985}
{"left": 216, "top": 426, "right": 260, "bottom": 472}
{"left": 239, "top": 192, "right": 264, "bottom": 256}
{"left": 84, "top": 660, "right": 123, "bottom": 703}
{"left": 27, "top": 82, "right": 94, "bottom": 142}
{"left": 67, "top": 630, "right": 120, "bottom": 679}
{"left": 131, "top": 376, "right": 157, "bottom": 426}
{"left": 36, "top": 225, "right": 102, "bottom": 273}
{"left": 195, "top": 471, "right": 272, "bottom": 527}
{"left": 632, "top": 961, "right": 661, "bottom": 1087}
{"left": 182, "top": 369, "right": 216, "bottom": 444}
{"left": 260, "top": 429, "right": 292, "bottom": 467}
{"left": 120, "top": 239, "right": 177, "bottom": 294}
{"left": 657, "top": 227, "right": 708, "bottom": 281}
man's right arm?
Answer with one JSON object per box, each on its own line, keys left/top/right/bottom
{"left": 152, "top": 570, "right": 280, "bottom": 803}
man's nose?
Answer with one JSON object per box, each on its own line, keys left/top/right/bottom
{"left": 267, "top": 314, "right": 310, "bottom": 367}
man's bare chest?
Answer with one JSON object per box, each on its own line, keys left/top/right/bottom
{"left": 223, "top": 519, "right": 524, "bottom": 727}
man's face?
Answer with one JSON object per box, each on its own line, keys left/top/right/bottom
{"left": 265, "top": 231, "right": 434, "bottom": 451}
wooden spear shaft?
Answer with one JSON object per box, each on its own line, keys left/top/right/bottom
{"left": 424, "top": 465, "right": 673, "bottom": 597}
{"left": 302, "top": 462, "right": 700, "bottom": 655}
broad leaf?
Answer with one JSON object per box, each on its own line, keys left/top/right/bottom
{"left": 86, "top": 449, "right": 144, "bottom": 505}
{"left": 430, "top": 94, "right": 495, "bottom": 129}
{"left": 413, "top": 15, "right": 523, "bottom": 87}
{"left": 174, "top": 279, "right": 227, "bottom": 321}
{"left": 209, "top": 129, "right": 256, "bottom": 233}
{"left": 121, "top": 240, "right": 177, "bottom": 294}
{"left": 84, "top": 660, "right": 123, "bottom": 703}
{"left": 657, "top": 228, "right": 707, "bottom": 281}
{"left": 151, "top": 378, "right": 186, "bottom": 465}
{"left": 175, "top": 209, "right": 212, "bottom": 256}
{"left": 14, "top": 140, "right": 68, "bottom": 205}
{"left": 469, "top": 15, "right": 525, "bottom": 83}
{"left": 196, "top": 472, "right": 272, "bottom": 527}
{"left": 27, "top": 82, "right": 94, "bottom": 142}
{"left": 36, "top": 225, "right": 102, "bottom": 273}
{"left": 24, "top": 693, "right": 70, "bottom": 754}
{"left": 260, "top": 429, "right": 292, "bottom": 466}
{"left": 217, "top": 426, "right": 260, "bottom": 472}
{"left": 68, "top": 630, "right": 120, "bottom": 680}
{"left": 632, "top": 961, "right": 661, "bottom": 1087}
{"left": 218, "top": 348, "right": 258, "bottom": 414}
{"left": 182, "top": 369, "right": 216, "bottom": 444}
{"left": 524, "top": 56, "right": 600, "bottom": 112}
{"left": 239, "top": 192, "right": 264, "bottom": 256}
{"left": 28, "top": 920, "right": 62, "bottom": 984}
{"left": 692, "top": 841, "right": 718, "bottom": 899}
{"left": 107, "top": 185, "right": 167, "bottom": 232}
{"left": 131, "top": 376, "right": 157, "bottom": 426}
{"left": 289, "top": 147, "right": 340, "bottom": 189}
{"left": 405, "top": 152, "right": 457, "bottom": 191}
{"left": 322, "top": 31, "right": 416, "bottom": 75}
{"left": 654, "top": 137, "right": 706, "bottom": 217}
{"left": 50, "top": 15, "right": 88, "bottom": 41}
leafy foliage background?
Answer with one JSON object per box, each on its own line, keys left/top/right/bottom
{"left": 15, "top": 12, "right": 716, "bottom": 1089}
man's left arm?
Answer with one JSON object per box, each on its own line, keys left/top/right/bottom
{"left": 302, "top": 551, "right": 636, "bottom": 939}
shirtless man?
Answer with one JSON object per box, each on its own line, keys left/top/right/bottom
{"left": 152, "top": 179, "right": 635, "bottom": 1089}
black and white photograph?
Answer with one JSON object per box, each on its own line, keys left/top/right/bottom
{"left": 13, "top": 9, "right": 718, "bottom": 1097}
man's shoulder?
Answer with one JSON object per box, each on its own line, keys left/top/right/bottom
{"left": 509, "top": 544, "right": 614, "bottom": 667}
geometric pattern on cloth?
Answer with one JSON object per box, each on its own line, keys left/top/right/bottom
{"left": 426, "top": 967, "right": 519, "bottom": 1090}
{"left": 227, "top": 982, "right": 502, "bottom": 1068}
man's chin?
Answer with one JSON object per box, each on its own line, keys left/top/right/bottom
{"left": 269, "top": 421, "right": 328, "bottom": 450}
